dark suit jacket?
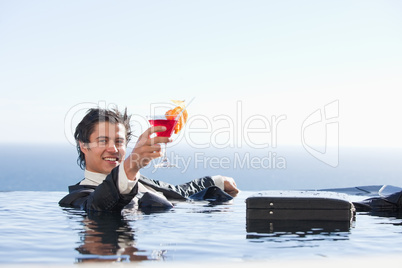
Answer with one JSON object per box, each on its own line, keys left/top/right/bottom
{"left": 58, "top": 166, "right": 225, "bottom": 212}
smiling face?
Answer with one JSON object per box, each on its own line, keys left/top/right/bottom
{"left": 80, "top": 122, "right": 127, "bottom": 175}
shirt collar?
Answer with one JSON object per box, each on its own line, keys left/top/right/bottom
{"left": 84, "top": 169, "right": 107, "bottom": 185}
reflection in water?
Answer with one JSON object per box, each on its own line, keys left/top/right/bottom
{"left": 67, "top": 210, "right": 157, "bottom": 263}
{"left": 62, "top": 201, "right": 233, "bottom": 263}
{"left": 58, "top": 191, "right": 402, "bottom": 263}
{"left": 366, "top": 211, "right": 402, "bottom": 219}
{"left": 246, "top": 219, "right": 353, "bottom": 241}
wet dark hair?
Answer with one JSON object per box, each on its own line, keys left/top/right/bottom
{"left": 74, "top": 108, "right": 132, "bottom": 170}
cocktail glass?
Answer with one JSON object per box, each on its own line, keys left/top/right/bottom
{"left": 147, "top": 115, "right": 179, "bottom": 168}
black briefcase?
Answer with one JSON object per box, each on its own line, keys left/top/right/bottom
{"left": 246, "top": 191, "right": 355, "bottom": 233}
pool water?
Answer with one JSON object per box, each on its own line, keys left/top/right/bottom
{"left": 0, "top": 191, "right": 401, "bottom": 264}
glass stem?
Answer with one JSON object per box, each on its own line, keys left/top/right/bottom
{"left": 161, "top": 143, "right": 168, "bottom": 162}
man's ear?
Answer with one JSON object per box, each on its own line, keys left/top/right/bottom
{"left": 79, "top": 141, "right": 89, "bottom": 154}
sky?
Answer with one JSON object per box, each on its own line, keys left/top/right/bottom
{"left": 1, "top": 0, "right": 402, "bottom": 150}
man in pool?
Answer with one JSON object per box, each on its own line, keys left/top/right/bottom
{"left": 59, "top": 108, "right": 239, "bottom": 212}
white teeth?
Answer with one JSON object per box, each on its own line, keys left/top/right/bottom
{"left": 104, "top": 157, "right": 118, "bottom": 161}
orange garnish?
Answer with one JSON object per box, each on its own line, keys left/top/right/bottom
{"left": 165, "top": 100, "right": 188, "bottom": 134}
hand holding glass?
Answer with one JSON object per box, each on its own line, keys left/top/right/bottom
{"left": 147, "top": 115, "right": 179, "bottom": 168}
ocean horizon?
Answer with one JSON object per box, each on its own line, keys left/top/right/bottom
{"left": 1, "top": 143, "right": 401, "bottom": 192}
{"left": 1, "top": 143, "right": 402, "bottom": 264}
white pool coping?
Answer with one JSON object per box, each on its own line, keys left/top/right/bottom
{"left": 1, "top": 254, "right": 401, "bottom": 268}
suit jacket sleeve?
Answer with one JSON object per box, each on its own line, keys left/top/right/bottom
{"left": 59, "top": 166, "right": 138, "bottom": 212}
{"left": 138, "top": 175, "right": 216, "bottom": 199}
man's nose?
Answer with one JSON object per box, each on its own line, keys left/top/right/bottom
{"left": 106, "top": 141, "right": 118, "bottom": 152}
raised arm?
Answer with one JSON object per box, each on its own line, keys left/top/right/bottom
{"left": 124, "top": 126, "right": 171, "bottom": 180}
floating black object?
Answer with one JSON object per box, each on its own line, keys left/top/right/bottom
{"left": 246, "top": 191, "right": 355, "bottom": 233}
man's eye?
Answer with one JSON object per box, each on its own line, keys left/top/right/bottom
{"left": 98, "top": 139, "right": 107, "bottom": 144}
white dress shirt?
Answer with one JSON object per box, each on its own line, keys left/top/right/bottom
{"left": 79, "top": 165, "right": 226, "bottom": 196}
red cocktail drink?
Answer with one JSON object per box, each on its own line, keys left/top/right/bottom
{"left": 147, "top": 100, "right": 188, "bottom": 168}
{"left": 147, "top": 115, "right": 180, "bottom": 168}
{"left": 148, "top": 118, "right": 178, "bottom": 137}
